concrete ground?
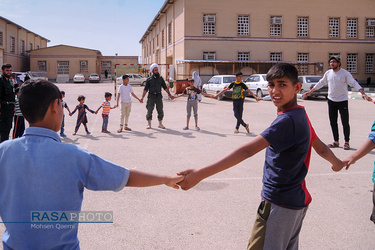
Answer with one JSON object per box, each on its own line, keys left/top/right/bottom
{"left": 2, "top": 82, "right": 374, "bottom": 249}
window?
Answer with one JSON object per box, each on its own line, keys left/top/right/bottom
{"left": 347, "top": 54, "right": 357, "bottom": 73}
{"left": 297, "top": 17, "right": 308, "bottom": 37}
{"left": 57, "top": 61, "right": 69, "bottom": 75}
{"left": 347, "top": 18, "right": 357, "bottom": 38}
{"left": 238, "top": 15, "right": 249, "bottom": 35}
{"left": 20, "top": 40, "right": 25, "bottom": 55}
{"left": 10, "top": 36, "right": 15, "bottom": 53}
{"left": 298, "top": 53, "right": 309, "bottom": 74}
{"left": 152, "top": 38, "right": 155, "bottom": 53}
{"left": 366, "top": 19, "right": 375, "bottom": 38}
{"left": 38, "top": 61, "right": 47, "bottom": 72}
{"left": 329, "top": 18, "right": 339, "bottom": 37}
{"left": 270, "top": 52, "right": 281, "bottom": 61}
{"left": 168, "top": 22, "right": 172, "bottom": 44}
{"left": 270, "top": 16, "right": 282, "bottom": 36}
{"left": 203, "top": 14, "right": 216, "bottom": 35}
{"left": 366, "top": 54, "right": 374, "bottom": 73}
{"left": 0, "top": 32, "right": 2, "bottom": 45}
{"left": 80, "top": 61, "right": 88, "bottom": 72}
{"left": 162, "top": 30, "right": 165, "bottom": 48}
{"left": 156, "top": 34, "right": 159, "bottom": 47}
{"left": 29, "top": 43, "right": 33, "bottom": 51}
{"left": 238, "top": 52, "right": 249, "bottom": 61}
{"left": 203, "top": 52, "right": 216, "bottom": 60}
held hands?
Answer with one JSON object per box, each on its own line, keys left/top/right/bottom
{"left": 166, "top": 174, "right": 185, "bottom": 189}
{"left": 176, "top": 168, "right": 203, "bottom": 190}
{"left": 302, "top": 92, "right": 310, "bottom": 99}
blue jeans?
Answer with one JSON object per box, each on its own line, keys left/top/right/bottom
{"left": 233, "top": 98, "right": 246, "bottom": 129}
{"left": 102, "top": 115, "right": 109, "bottom": 131}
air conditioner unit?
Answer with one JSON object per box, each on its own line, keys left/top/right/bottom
{"left": 204, "top": 15, "right": 216, "bottom": 23}
{"left": 81, "top": 61, "right": 87, "bottom": 66}
{"left": 203, "top": 54, "right": 216, "bottom": 60}
{"left": 271, "top": 17, "right": 283, "bottom": 25}
{"left": 367, "top": 19, "right": 375, "bottom": 27}
{"left": 39, "top": 61, "right": 45, "bottom": 66}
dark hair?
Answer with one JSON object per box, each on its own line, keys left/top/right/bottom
{"left": 235, "top": 72, "right": 243, "bottom": 77}
{"left": 122, "top": 74, "right": 129, "bottom": 80}
{"left": 60, "top": 91, "right": 65, "bottom": 96}
{"left": 77, "top": 95, "right": 85, "bottom": 101}
{"left": 266, "top": 63, "right": 299, "bottom": 84}
{"left": 1, "top": 64, "right": 11, "bottom": 71}
{"left": 105, "top": 92, "right": 112, "bottom": 98}
{"left": 19, "top": 79, "right": 62, "bottom": 123}
{"left": 15, "top": 87, "right": 20, "bottom": 94}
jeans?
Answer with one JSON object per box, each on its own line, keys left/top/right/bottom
{"left": 102, "top": 115, "right": 109, "bottom": 131}
{"left": 233, "top": 98, "right": 246, "bottom": 129}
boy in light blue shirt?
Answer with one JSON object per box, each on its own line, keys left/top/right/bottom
{"left": 0, "top": 79, "right": 183, "bottom": 249}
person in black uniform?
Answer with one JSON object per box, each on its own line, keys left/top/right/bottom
{"left": 0, "top": 64, "right": 15, "bottom": 142}
{"left": 140, "top": 63, "right": 174, "bottom": 129}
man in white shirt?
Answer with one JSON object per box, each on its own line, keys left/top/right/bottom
{"left": 303, "top": 56, "right": 372, "bottom": 150}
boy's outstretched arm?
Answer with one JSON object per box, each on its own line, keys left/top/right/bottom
{"left": 312, "top": 137, "right": 345, "bottom": 171}
{"left": 178, "top": 135, "right": 270, "bottom": 190}
{"left": 126, "top": 169, "right": 184, "bottom": 189}
{"left": 343, "top": 139, "right": 375, "bottom": 170}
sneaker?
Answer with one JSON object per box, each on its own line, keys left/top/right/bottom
{"left": 195, "top": 127, "right": 200, "bottom": 131}
{"left": 183, "top": 127, "right": 189, "bottom": 130}
{"left": 245, "top": 124, "right": 250, "bottom": 133}
{"left": 234, "top": 129, "right": 239, "bottom": 134}
{"left": 60, "top": 133, "right": 66, "bottom": 137}
{"left": 73, "top": 132, "right": 77, "bottom": 135}
{"left": 146, "top": 124, "right": 151, "bottom": 129}
{"left": 86, "top": 131, "right": 91, "bottom": 135}
{"left": 158, "top": 124, "right": 165, "bottom": 129}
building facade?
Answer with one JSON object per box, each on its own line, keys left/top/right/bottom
{"left": 0, "top": 16, "right": 49, "bottom": 71}
{"left": 30, "top": 45, "right": 138, "bottom": 82}
{"left": 140, "top": 0, "right": 375, "bottom": 84}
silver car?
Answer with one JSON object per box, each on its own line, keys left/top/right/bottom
{"left": 299, "top": 75, "right": 327, "bottom": 99}
{"left": 116, "top": 74, "right": 147, "bottom": 86}
{"left": 244, "top": 74, "right": 268, "bottom": 98}
{"left": 202, "top": 75, "right": 237, "bottom": 100}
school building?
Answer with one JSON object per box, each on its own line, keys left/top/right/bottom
{"left": 140, "top": 0, "right": 375, "bottom": 84}
{"left": 0, "top": 16, "right": 49, "bottom": 72}
{"left": 29, "top": 45, "right": 139, "bottom": 82}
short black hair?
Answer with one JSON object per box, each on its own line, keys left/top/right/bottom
{"left": 105, "top": 92, "right": 112, "bottom": 98}
{"left": 266, "top": 63, "right": 299, "bottom": 85}
{"left": 122, "top": 74, "right": 129, "bottom": 80}
{"left": 2, "top": 64, "right": 11, "bottom": 70}
{"left": 235, "top": 72, "right": 243, "bottom": 77}
{"left": 19, "top": 79, "right": 62, "bottom": 124}
{"left": 77, "top": 95, "right": 85, "bottom": 102}
{"left": 60, "top": 91, "right": 65, "bottom": 96}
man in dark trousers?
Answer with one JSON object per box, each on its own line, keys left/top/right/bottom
{"left": 0, "top": 64, "right": 15, "bottom": 142}
{"left": 140, "top": 63, "right": 174, "bottom": 129}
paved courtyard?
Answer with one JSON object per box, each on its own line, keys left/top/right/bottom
{"left": 1, "top": 82, "right": 374, "bottom": 249}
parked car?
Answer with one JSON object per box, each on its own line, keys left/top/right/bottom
{"left": 116, "top": 74, "right": 147, "bottom": 86}
{"left": 298, "top": 75, "right": 327, "bottom": 99}
{"left": 244, "top": 74, "right": 268, "bottom": 98}
{"left": 73, "top": 73, "right": 85, "bottom": 83}
{"left": 13, "top": 72, "right": 27, "bottom": 83}
{"left": 202, "top": 75, "right": 237, "bottom": 100}
{"left": 28, "top": 72, "right": 48, "bottom": 81}
{"left": 89, "top": 73, "right": 100, "bottom": 83}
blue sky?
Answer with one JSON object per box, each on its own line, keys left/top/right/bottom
{"left": 0, "top": 0, "right": 165, "bottom": 57}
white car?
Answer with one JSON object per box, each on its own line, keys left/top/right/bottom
{"left": 116, "top": 74, "right": 147, "bottom": 86}
{"left": 299, "top": 75, "right": 327, "bottom": 99}
{"left": 202, "top": 75, "right": 237, "bottom": 100}
{"left": 73, "top": 73, "right": 85, "bottom": 83}
{"left": 89, "top": 73, "right": 100, "bottom": 83}
{"left": 244, "top": 74, "right": 268, "bottom": 98}
{"left": 13, "top": 72, "right": 27, "bottom": 83}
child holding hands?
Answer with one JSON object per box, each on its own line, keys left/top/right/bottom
{"left": 95, "top": 92, "right": 116, "bottom": 133}
{"left": 178, "top": 64, "right": 344, "bottom": 249}
{"left": 175, "top": 78, "right": 215, "bottom": 131}
{"left": 71, "top": 95, "right": 95, "bottom": 135}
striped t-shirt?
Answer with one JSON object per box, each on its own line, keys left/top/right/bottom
{"left": 101, "top": 101, "right": 111, "bottom": 115}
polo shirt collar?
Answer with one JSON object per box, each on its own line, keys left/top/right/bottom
{"left": 23, "top": 127, "right": 62, "bottom": 143}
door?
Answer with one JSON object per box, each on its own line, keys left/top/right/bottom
{"left": 56, "top": 61, "right": 69, "bottom": 83}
